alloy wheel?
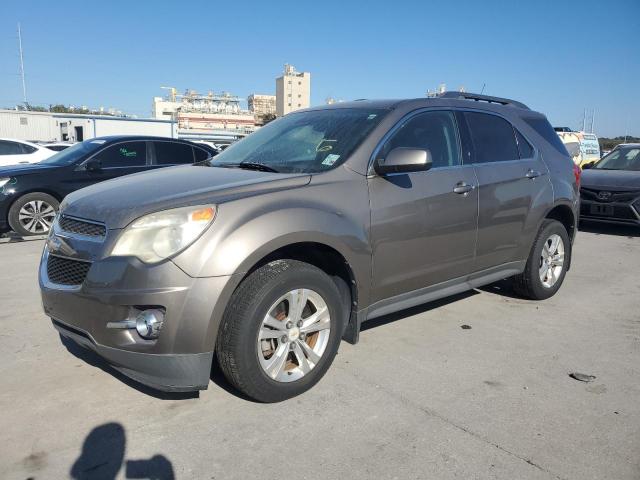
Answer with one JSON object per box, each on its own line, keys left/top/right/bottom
{"left": 539, "top": 233, "right": 565, "bottom": 288}
{"left": 257, "top": 288, "right": 331, "bottom": 382}
{"left": 18, "top": 200, "right": 56, "bottom": 234}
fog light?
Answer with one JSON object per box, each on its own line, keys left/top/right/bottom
{"left": 135, "top": 309, "right": 164, "bottom": 339}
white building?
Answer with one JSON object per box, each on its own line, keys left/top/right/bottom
{"left": 0, "top": 109, "right": 176, "bottom": 142}
{"left": 276, "top": 64, "right": 310, "bottom": 116}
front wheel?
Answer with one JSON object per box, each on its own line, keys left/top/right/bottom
{"left": 511, "top": 219, "right": 571, "bottom": 300}
{"left": 8, "top": 192, "right": 59, "bottom": 236}
{"left": 216, "top": 260, "right": 344, "bottom": 402}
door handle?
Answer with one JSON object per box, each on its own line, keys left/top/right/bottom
{"left": 453, "top": 182, "right": 474, "bottom": 194}
{"left": 525, "top": 169, "right": 541, "bottom": 179}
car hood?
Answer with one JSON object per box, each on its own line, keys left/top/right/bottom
{"left": 581, "top": 169, "right": 640, "bottom": 190}
{"left": 0, "top": 162, "right": 60, "bottom": 176}
{"left": 61, "top": 165, "right": 311, "bottom": 229}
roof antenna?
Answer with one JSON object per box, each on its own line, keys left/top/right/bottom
{"left": 17, "top": 23, "right": 28, "bottom": 106}
{"left": 480, "top": 83, "right": 486, "bottom": 95}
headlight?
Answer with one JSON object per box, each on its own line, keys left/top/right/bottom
{"left": 0, "top": 178, "right": 10, "bottom": 188}
{"left": 111, "top": 205, "right": 216, "bottom": 263}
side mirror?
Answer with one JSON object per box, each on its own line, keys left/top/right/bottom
{"left": 85, "top": 158, "right": 102, "bottom": 172}
{"left": 582, "top": 162, "right": 594, "bottom": 170}
{"left": 375, "top": 148, "right": 432, "bottom": 175}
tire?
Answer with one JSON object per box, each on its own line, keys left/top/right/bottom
{"left": 511, "top": 219, "right": 571, "bottom": 300}
{"left": 8, "top": 192, "right": 59, "bottom": 236}
{"left": 216, "top": 259, "right": 344, "bottom": 402}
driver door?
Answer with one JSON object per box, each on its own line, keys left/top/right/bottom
{"left": 368, "top": 110, "right": 478, "bottom": 303}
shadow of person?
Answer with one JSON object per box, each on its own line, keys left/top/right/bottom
{"left": 126, "top": 455, "right": 175, "bottom": 480}
{"left": 70, "top": 423, "right": 125, "bottom": 480}
{"left": 71, "top": 423, "right": 175, "bottom": 480}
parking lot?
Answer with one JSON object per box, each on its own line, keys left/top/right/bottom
{"left": 0, "top": 223, "right": 638, "bottom": 480}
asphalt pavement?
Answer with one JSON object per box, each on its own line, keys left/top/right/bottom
{"left": 0, "top": 222, "right": 638, "bottom": 480}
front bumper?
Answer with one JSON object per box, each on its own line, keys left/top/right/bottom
{"left": 579, "top": 198, "right": 640, "bottom": 226}
{"left": 40, "top": 240, "right": 236, "bottom": 392}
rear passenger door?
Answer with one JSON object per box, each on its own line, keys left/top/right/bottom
{"left": 459, "top": 111, "right": 551, "bottom": 271}
{"left": 151, "top": 140, "right": 202, "bottom": 169}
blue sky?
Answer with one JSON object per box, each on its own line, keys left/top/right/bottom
{"left": 1, "top": 0, "right": 638, "bottom": 137}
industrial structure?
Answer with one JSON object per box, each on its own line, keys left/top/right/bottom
{"left": 0, "top": 109, "right": 176, "bottom": 142}
{"left": 276, "top": 64, "right": 310, "bottom": 116}
{"left": 248, "top": 94, "right": 276, "bottom": 125}
{"left": 152, "top": 87, "right": 256, "bottom": 142}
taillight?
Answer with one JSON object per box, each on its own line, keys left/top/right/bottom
{"left": 573, "top": 163, "right": 581, "bottom": 188}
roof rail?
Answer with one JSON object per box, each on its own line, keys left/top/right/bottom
{"left": 439, "top": 91, "right": 529, "bottom": 110}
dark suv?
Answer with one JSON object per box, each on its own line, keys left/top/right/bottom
{"left": 0, "top": 136, "right": 214, "bottom": 236}
{"left": 39, "top": 93, "right": 579, "bottom": 402}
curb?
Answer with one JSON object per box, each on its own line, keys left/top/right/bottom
{"left": 0, "top": 234, "right": 48, "bottom": 244}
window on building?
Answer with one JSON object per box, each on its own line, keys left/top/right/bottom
{"left": 20, "top": 117, "right": 28, "bottom": 125}
{"left": 288, "top": 103, "right": 292, "bottom": 107}
{"left": 298, "top": 81, "right": 301, "bottom": 85}
{"left": 154, "top": 141, "right": 195, "bottom": 165}
{"left": 298, "top": 104, "right": 301, "bottom": 107}
{"left": 93, "top": 141, "right": 147, "bottom": 168}
{"left": 464, "top": 112, "right": 519, "bottom": 163}
{"left": 380, "top": 111, "right": 461, "bottom": 169}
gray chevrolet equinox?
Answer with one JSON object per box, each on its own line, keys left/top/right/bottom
{"left": 39, "top": 93, "right": 580, "bottom": 402}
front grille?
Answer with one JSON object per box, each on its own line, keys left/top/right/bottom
{"left": 59, "top": 216, "right": 106, "bottom": 238}
{"left": 47, "top": 255, "right": 91, "bottom": 286}
{"left": 581, "top": 203, "right": 638, "bottom": 220}
{"left": 580, "top": 188, "right": 640, "bottom": 203}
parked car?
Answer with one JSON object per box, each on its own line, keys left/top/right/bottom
{"left": 40, "top": 142, "right": 76, "bottom": 152}
{"left": 0, "top": 136, "right": 214, "bottom": 236}
{"left": 39, "top": 93, "right": 579, "bottom": 402}
{"left": 580, "top": 143, "right": 640, "bottom": 226}
{"left": 0, "top": 138, "right": 56, "bottom": 167}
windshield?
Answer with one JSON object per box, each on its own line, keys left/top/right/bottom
{"left": 594, "top": 147, "right": 640, "bottom": 171}
{"left": 211, "top": 108, "right": 388, "bottom": 173}
{"left": 40, "top": 139, "right": 106, "bottom": 166}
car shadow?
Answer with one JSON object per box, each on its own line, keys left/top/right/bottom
{"left": 579, "top": 220, "right": 640, "bottom": 238}
{"left": 70, "top": 422, "right": 175, "bottom": 479}
{"left": 60, "top": 335, "right": 198, "bottom": 401}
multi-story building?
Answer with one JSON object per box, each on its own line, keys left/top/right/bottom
{"left": 275, "top": 64, "right": 310, "bottom": 117}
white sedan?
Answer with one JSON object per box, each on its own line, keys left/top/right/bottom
{"left": 0, "top": 138, "right": 56, "bottom": 167}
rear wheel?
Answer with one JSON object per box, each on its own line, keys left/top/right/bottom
{"left": 216, "top": 260, "right": 343, "bottom": 402}
{"left": 511, "top": 219, "right": 570, "bottom": 300}
{"left": 8, "top": 192, "right": 59, "bottom": 236}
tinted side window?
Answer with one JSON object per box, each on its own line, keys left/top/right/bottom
{"left": 93, "top": 142, "right": 147, "bottom": 168}
{"left": 381, "top": 111, "right": 460, "bottom": 168}
{"left": 0, "top": 140, "right": 24, "bottom": 155}
{"left": 515, "top": 129, "right": 534, "bottom": 158}
{"left": 193, "top": 146, "right": 211, "bottom": 162}
{"left": 464, "top": 112, "right": 519, "bottom": 163}
{"left": 154, "top": 141, "right": 195, "bottom": 165}
{"left": 523, "top": 116, "right": 570, "bottom": 156}
{"left": 20, "top": 143, "right": 38, "bottom": 154}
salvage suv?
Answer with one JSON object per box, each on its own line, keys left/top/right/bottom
{"left": 39, "top": 93, "right": 579, "bottom": 402}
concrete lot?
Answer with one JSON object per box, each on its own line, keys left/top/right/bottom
{"left": 0, "top": 223, "right": 639, "bottom": 480}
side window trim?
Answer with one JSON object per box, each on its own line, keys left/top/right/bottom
{"left": 368, "top": 107, "right": 463, "bottom": 174}
{"left": 458, "top": 108, "right": 536, "bottom": 165}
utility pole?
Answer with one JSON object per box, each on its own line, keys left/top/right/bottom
{"left": 582, "top": 108, "right": 586, "bottom": 132}
{"left": 17, "top": 23, "right": 28, "bottom": 105}
{"left": 590, "top": 109, "right": 595, "bottom": 133}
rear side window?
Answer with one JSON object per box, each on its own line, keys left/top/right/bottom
{"left": 464, "top": 112, "right": 519, "bottom": 163}
{"left": 20, "top": 143, "right": 37, "bottom": 154}
{"left": 515, "top": 129, "right": 534, "bottom": 158}
{"left": 193, "top": 146, "right": 211, "bottom": 162}
{"left": 523, "top": 117, "right": 569, "bottom": 156}
{"left": 381, "top": 110, "right": 460, "bottom": 168}
{"left": 93, "top": 141, "right": 147, "bottom": 168}
{"left": 154, "top": 141, "right": 195, "bottom": 165}
{"left": 0, "top": 140, "right": 25, "bottom": 155}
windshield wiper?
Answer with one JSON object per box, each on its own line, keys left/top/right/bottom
{"left": 237, "top": 161, "right": 279, "bottom": 173}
